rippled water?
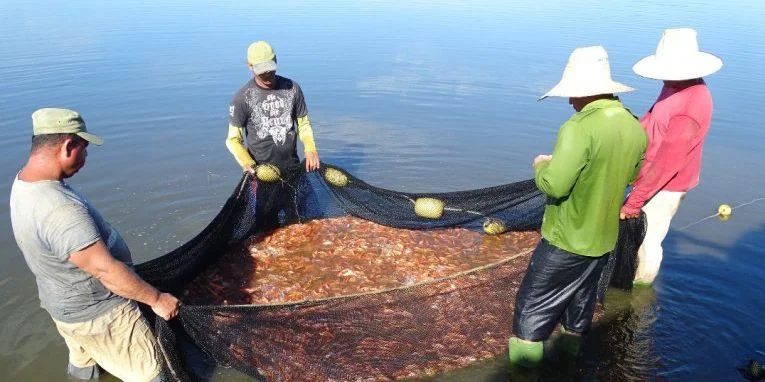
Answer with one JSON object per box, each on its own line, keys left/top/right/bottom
{"left": 1, "top": 0, "right": 764, "bottom": 380}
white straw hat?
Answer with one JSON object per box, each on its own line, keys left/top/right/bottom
{"left": 633, "top": 28, "right": 723, "bottom": 80}
{"left": 541, "top": 46, "right": 634, "bottom": 100}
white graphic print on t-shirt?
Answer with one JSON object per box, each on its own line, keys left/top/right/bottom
{"left": 245, "top": 87, "right": 296, "bottom": 146}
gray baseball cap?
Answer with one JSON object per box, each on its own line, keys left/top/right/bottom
{"left": 32, "top": 108, "right": 103, "bottom": 145}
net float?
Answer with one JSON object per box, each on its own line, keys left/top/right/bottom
{"left": 414, "top": 197, "right": 444, "bottom": 219}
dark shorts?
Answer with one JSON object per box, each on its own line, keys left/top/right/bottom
{"left": 255, "top": 180, "right": 299, "bottom": 231}
{"left": 254, "top": 161, "right": 310, "bottom": 231}
{"left": 512, "top": 239, "right": 608, "bottom": 341}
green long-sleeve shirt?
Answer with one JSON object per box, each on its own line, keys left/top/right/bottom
{"left": 535, "top": 98, "right": 647, "bottom": 257}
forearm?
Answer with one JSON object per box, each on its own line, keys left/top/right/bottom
{"left": 534, "top": 161, "right": 560, "bottom": 197}
{"left": 297, "top": 116, "right": 317, "bottom": 152}
{"left": 225, "top": 124, "right": 256, "bottom": 168}
{"left": 534, "top": 122, "right": 588, "bottom": 199}
{"left": 95, "top": 258, "right": 160, "bottom": 306}
{"left": 624, "top": 149, "right": 686, "bottom": 212}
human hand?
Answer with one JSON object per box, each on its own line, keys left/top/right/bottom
{"left": 619, "top": 205, "right": 640, "bottom": 220}
{"left": 243, "top": 164, "right": 256, "bottom": 175}
{"left": 533, "top": 154, "right": 553, "bottom": 169}
{"left": 305, "top": 151, "right": 320, "bottom": 172}
{"left": 151, "top": 292, "right": 181, "bottom": 321}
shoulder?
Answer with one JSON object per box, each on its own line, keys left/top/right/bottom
{"left": 678, "top": 84, "right": 713, "bottom": 121}
{"left": 686, "top": 83, "right": 713, "bottom": 104}
{"left": 578, "top": 103, "right": 637, "bottom": 123}
{"left": 231, "top": 79, "right": 256, "bottom": 102}
{"left": 11, "top": 180, "right": 89, "bottom": 225}
{"left": 556, "top": 118, "right": 582, "bottom": 139}
{"left": 12, "top": 179, "right": 83, "bottom": 207}
{"left": 275, "top": 75, "right": 298, "bottom": 90}
{"left": 566, "top": 107, "right": 601, "bottom": 125}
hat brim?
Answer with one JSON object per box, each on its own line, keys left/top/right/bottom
{"left": 539, "top": 80, "right": 635, "bottom": 101}
{"left": 251, "top": 60, "right": 277, "bottom": 75}
{"left": 77, "top": 132, "right": 103, "bottom": 146}
{"left": 633, "top": 52, "right": 722, "bottom": 80}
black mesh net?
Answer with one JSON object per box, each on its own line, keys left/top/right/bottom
{"left": 597, "top": 212, "right": 648, "bottom": 301}
{"left": 134, "top": 162, "right": 644, "bottom": 381}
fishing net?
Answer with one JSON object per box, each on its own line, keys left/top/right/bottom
{"left": 134, "top": 162, "right": 643, "bottom": 381}
{"left": 597, "top": 212, "right": 648, "bottom": 300}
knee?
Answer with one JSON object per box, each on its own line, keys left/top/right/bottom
{"left": 640, "top": 242, "right": 664, "bottom": 263}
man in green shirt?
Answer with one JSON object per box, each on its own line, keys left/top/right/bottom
{"left": 508, "top": 46, "right": 647, "bottom": 368}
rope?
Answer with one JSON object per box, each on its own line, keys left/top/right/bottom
{"left": 189, "top": 247, "right": 535, "bottom": 310}
{"left": 677, "top": 197, "right": 765, "bottom": 231}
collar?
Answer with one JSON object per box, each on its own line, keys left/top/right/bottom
{"left": 580, "top": 98, "right": 623, "bottom": 113}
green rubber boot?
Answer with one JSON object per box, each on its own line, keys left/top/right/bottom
{"left": 632, "top": 279, "right": 653, "bottom": 287}
{"left": 556, "top": 327, "right": 582, "bottom": 358}
{"left": 508, "top": 337, "right": 544, "bottom": 368}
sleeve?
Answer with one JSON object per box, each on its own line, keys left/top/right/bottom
{"left": 630, "top": 155, "right": 645, "bottom": 184}
{"left": 226, "top": 124, "right": 256, "bottom": 168}
{"left": 534, "top": 121, "right": 590, "bottom": 199}
{"left": 228, "top": 92, "right": 249, "bottom": 128}
{"left": 622, "top": 115, "right": 700, "bottom": 214}
{"left": 42, "top": 203, "right": 101, "bottom": 260}
{"left": 292, "top": 82, "right": 308, "bottom": 119}
{"left": 297, "top": 116, "right": 317, "bottom": 153}
{"left": 226, "top": 92, "right": 256, "bottom": 168}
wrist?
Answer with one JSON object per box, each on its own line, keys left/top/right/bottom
{"left": 149, "top": 290, "right": 162, "bottom": 306}
{"left": 621, "top": 204, "right": 641, "bottom": 215}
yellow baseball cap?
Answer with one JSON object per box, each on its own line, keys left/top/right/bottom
{"left": 246, "top": 41, "right": 277, "bottom": 74}
{"left": 32, "top": 108, "right": 103, "bottom": 145}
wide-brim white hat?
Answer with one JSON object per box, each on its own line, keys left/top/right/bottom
{"left": 633, "top": 28, "right": 723, "bottom": 80}
{"left": 541, "top": 46, "right": 634, "bottom": 100}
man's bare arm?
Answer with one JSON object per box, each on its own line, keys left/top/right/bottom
{"left": 69, "top": 240, "right": 180, "bottom": 320}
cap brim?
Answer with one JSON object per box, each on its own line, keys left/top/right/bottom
{"left": 633, "top": 52, "right": 723, "bottom": 80}
{"left": 77, "top": 132, "right": 103, "bottom": 146}
{"left": 251, "top": 60, "right": 277, "bottom": 75}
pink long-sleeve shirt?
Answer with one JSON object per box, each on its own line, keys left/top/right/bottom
{"left": 622, "top": 80, "right": 713, "bottom": 215}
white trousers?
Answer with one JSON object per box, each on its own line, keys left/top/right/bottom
{"left": 634, "top": 190, "right": 685, "bottom": 284}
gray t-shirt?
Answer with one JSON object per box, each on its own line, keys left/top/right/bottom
{"left": 9, "top": 176, "right": 131, "bottom": 323}
{"left": 228, "top": 75, "right": 308, "bottom": 169}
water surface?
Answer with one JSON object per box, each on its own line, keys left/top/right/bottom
{"left": 1, "top": 0, "right": 764, "bottom": 380}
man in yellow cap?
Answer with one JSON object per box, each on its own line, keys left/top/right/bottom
{"left": 226, "top": 40, "right": 320, "bottom": 229}
{"left": 9, "top": 108, "right": 179, "bottom": 381}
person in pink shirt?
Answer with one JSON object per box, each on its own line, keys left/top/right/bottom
{"left": 621, "top": 28, "right": 723, "bottom": 285}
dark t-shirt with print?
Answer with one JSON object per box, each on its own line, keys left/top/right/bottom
{"left": 229, "top": 76, "right": 308, "bottom": 169}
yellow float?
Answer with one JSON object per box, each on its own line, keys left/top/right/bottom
{"left": 414, "top": 198, "right": 445, "bottom": 219}
{"left": 718, "top": 204, "right": 732, "bottom": 217}
{"left": 483, "top": 219, "right": 507, "bottom": 235}
{"left": 255, "top": 164, "right": 281, "bottom": 183}
{"left": 324, "top": 168, "right": 349, "bottom": 187}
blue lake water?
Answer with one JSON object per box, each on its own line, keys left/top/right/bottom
{"left": 1, "top": 0, "right": 764, "bottom": 380}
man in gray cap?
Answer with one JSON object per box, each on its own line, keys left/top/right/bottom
{"left": 9, "top": 108, "right": 179, "bottom": 381}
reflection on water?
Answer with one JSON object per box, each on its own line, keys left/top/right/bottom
{"left": 1, "top": 0, "right": 765, "bottom": 380}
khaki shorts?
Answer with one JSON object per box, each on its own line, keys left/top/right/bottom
{"left": 53, "top": 300, "right": 162, "bottom": 382}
